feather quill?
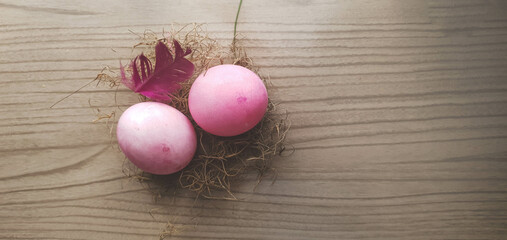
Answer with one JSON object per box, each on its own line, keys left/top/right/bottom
{"left": 120, "top": 40, "right": 194, "bottom": 101}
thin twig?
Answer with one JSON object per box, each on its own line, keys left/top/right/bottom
{"left": 233, "top": 0, "right": 244, "bottom": 46}
{"left": 49, "top": 78, "right": 96, "bottom": 108}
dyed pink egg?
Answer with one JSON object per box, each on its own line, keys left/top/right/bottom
{"left": 116, "top": 102, "right": 196, "bottom": 175}
{"left": 188, "top": 64, "right": 268, "bottom": 137}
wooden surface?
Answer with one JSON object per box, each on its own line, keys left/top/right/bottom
{"left": 1, "top": 0, "right": 507, "bottom": 239}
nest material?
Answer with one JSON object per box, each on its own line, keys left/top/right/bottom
{"left": 100, "top": 24, "right": 291, "bottom": 200}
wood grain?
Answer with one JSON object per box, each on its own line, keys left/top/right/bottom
{"left": 1, "top": 0, "right": 507, "bottom": 239}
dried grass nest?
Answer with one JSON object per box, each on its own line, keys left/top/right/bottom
{"left": 97, "top": 24, "right": 291, "bottom": 200}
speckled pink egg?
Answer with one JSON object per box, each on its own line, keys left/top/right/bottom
{"left": 116, "top": 102, "right": 196, "bottom": 175}
{"left": 188, "top": 64, "right": 268, "bottom": 137}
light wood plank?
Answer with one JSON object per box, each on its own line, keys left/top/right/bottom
{"left": 1, "top": 0, "right": 507, "bottom": 239}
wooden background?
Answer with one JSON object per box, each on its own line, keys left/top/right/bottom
{"left": 1, "top": 0, "right": 507, "bottom": 239}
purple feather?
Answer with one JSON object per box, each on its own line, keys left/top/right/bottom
{"left": 120, "top": 40, "right": 194, "bottom": 101}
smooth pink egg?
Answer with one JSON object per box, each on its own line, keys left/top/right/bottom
{"left": 188, "top": 64, "right": 268, "bottom": 137}
{"left": 116, "top": 102, "right": 196, "bottom": 175}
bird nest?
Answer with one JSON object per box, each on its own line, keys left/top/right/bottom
{"left": 95, "top": 24, "right": 291, "bottom": 200}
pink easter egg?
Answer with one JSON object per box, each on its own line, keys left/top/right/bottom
{"left": 188, "top": 64, "right": 268, "bottom": 137}
{"left": 117, "top": 102, "right": 196, "bottom": 175}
